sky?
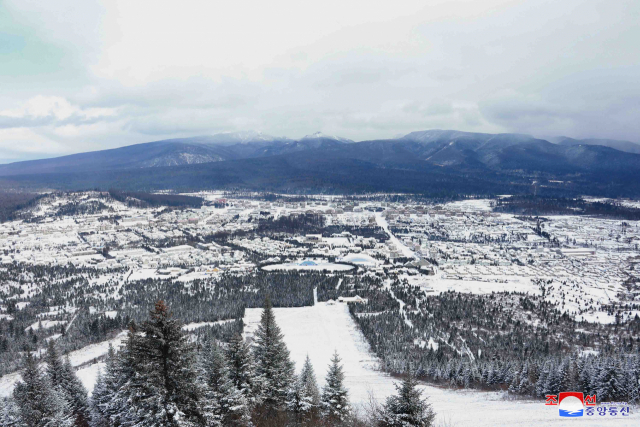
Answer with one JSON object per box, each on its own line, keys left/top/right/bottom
{"left": 0, "top": 0, "right": 639, "bottom": 163}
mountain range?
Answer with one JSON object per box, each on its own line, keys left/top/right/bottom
{"left": 1, "top": 130, "right": 639, "bottom": 197}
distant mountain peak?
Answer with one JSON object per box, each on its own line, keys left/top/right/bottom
{"left": 301, "top": 131, "right": 354, "bottom": 143}
{"left": 206, "top": 131, "right": 288, "bottom": 144}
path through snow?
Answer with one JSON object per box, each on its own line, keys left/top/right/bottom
{"left": 375, "top": 213, "right": 418, "bottom": 260}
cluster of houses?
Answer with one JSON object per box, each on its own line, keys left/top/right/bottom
{"left": 1, "top": 194, "right": 638, "bottom": 312}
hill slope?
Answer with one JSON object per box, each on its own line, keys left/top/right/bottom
{"left": 552, "top": 136, "right": 640, "bottom": 154}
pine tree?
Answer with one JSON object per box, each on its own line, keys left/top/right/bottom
{"left": 507, "top": 368, "right": 520, "bottom": 394}
{"left": 535, "top": 363, "right": 549, "bottom": 397}
{"left": 117, "top": 301, "right": 205, "bottom": 427}
{"left": 588, "top": 358, "right": 602, "bottom": 397}
{"left": 517, "top": 364, "right": 533, "bottom": 395}
{"left": 12, "top": 352, "right": 73, "bottom": 427}
{"left": 44, "top": 340, "right": 90, "bottom": 426}
{"left": 288, "top": 374, "right": 314, "bottom": 425}
{"left": 557, "top": 358, "right": 571, "bottom": 392}
{"left": 89, "top": 370, "right": 110, "bottom": 427}
{"left": 376, "top": 370, "right": 435, "bottom": 427}
{"left": 90, "top": 342, "right": 129, "bottom": 426}
{"left": 543, "top": 363, "right": 560, "bottom": 396}
{"left": 226, "top": 334, "right": 256, "bottom": 404}
{"left": 630, "top": 364, "right": 640, "bottom": 404}
{"left": 202, "top": 342, "right": 252, "bottom": 427}
{"left": 596, "top": 358, "right": 626, "bottom": 401}
{"left": 45, "top": 340, "right": 66, "bottom": 391}
{"left": 578, "top": 359, "right": 593, "bottom": 394}
{"left": 630, "top": 356, "right": 640, "bottom": 404}
{"left": 321, "top": 351, "right": 350, "bottom": 424}
{"left": 0, "top": 398, "right": 23, "bottom": 427}
{"left": 299, "top": 355, "right": 320, "bottom": 407}
{"left": 253, "top": 297, "right": 295, "bottom": 412}
{"left": 60, "top": 356, "right": 90, "bottom": 426}
{"left": 569, "top": 358, "right": 582, "bottom": 392}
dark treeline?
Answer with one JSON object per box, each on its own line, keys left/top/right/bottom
{"left": 256, "top": 214, "right": 326, "bottom": 235}
{"left": 493, "top": 195, "right": 640, "bottom": 220}
{"left": 1, "top": 300, "right": 436, "bottom": 427}
{"left": 55, "top": 200, "right": 111, "bottom": 217}
{"left": 225, "top": 191, "right": 467, "bottom": 205}
{"left": 108, "top": 189, "right": 204, "bottom": 208}
{"left": 0, "top": 191, "right": 41, "bottom": 222}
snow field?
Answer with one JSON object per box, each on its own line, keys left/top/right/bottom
{"left": 182, "top": 319, "right": 235, "bottom": 331}
{"left": 25, "top": 319, "right": 67, "bottom": 331}
{"left": 243, "top": 302, "right": 638, "bottom": 426}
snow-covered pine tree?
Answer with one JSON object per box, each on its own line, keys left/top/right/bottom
{"left": 376, "top": 370, "right": 435, "bottom": 427}
{"left": 118, "top": 301, "right": 205, "bottom": 427}
{"left": 588, "top": 358, "right": 602, "bottom": 397}
{"left": 202, "top": 342, "right": 252, "bottom": 427}
{"left": 45, "top": 340, "right": 66, "bottom": 392}
{"left": 12, "top": 352, "right": 73, "bottom": 427}
{"left": 89, "top": 343, "right": 126, "bottom": 426}
{"left": 578, "top": 358, "right": 593, "bottom": 395}
{"left": 299, "top": 355, "right": 320, "bottom": 407}
{"left": 226, "top": 334, "right": 256, "bottom": 405}
{"left": 630, "top": 356, "right": 640, "bottom": 404}
{"left": 569, "top": 357, "right": 582, "bottom": 392}
{"left": 287, "top": 355, "right": 320, "bottom": 425}
{"left": 0, "top": 398, "right": 23, "bottom": 427}
{"left": 508, "top": 367, "right": 520, "bottom": 394}
{"left": 557, "top": 358, "right": 572, "bottom": 392}
{"left": 543, "top": 362, "right": 560, "bottom": 396}
{"left": 596, "top": 358, "right": 626, "bottom": 402}
{"left": 321, "top": 351, "right": 350, "bottom": 424}
{"left": 287, "top": 374, "right": 314, "bottom": 425}
{"left": 253, "top": 296, "right": 295, "bottom": 413}
{"left": 485, "top": 363, "right": 496, "bottom": 387}
{"left": 89, "top": 370, "right": 109, "bottom": 427}
{"left": 462, "top": 363, "right": 473, "bottom": 389}
{"left": 95, "top": 329, "right": 138, "bottom": 426}
{"left": 517, "top": 363, "right": 533, "bottom": 395}
{"left": 535, "top": 363, "right": 549, "bottom": 397}
{"left": 60, "top": 356, "right": 90, "bottom": 426}
{"left": 44, "top": 340, "right": 90, "bottom": 426}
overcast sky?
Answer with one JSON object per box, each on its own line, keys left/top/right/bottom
{"left": 1, "top": 0, "right": 639, "bottom": 162}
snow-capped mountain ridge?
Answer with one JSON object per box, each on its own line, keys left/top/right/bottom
{"left": 301, "top": 131, "right": 354, "bottom": 143}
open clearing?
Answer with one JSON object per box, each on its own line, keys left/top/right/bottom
{"left": 244, "top": 302, "right": 638, "bottom": 426}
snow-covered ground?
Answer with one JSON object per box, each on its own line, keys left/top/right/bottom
{"left": 25, "top": 319, "right": 66, "bottom": 331}
{"left": 0, "top": 331, "right": 127, "bottom": 398}
{"left": 182, "top": 319, "right": 235, "bottom": 331}
{"left": 442, "top": 199, "right": 493, "bottom": 212}
{"left": 243, "top": 302, "right": 638, "bottom": 426}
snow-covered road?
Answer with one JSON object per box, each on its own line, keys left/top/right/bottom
{"left": 375, "top": 213, "right": 418, "bottom": 260}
